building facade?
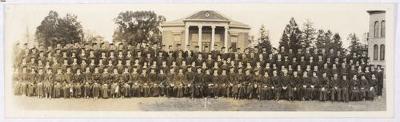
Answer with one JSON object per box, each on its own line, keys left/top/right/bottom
{"left": 161, "top": 10, "right": 250, "bottom": 53}
{"left": 367, "top": 10, "right": 385, "bottom": 67}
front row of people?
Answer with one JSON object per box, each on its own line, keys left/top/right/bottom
{"left": 13, "top": 67, "right": 379, "bottom": 102}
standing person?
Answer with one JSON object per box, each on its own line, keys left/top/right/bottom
{"left": 219, "top": 70, "right": 228, "bottom": 98}
{"left": 367, "top": 74, "right": 378, "bottom": 100}
{"left": 140, "top": 71, "right": 150, "bottom": 97}
{"left": 158, "top": 69, "right": 167, "bottom": 97}
{"left": 281, "top": 72, "right": 289, "bottom": 100}
{"left": 271, "top": 71, "right": 281, "bottom": 101}
{"left": 341, "top": 75, "right": 350, "bottom": 102}
{"left": 130, "top": 68, "right": 140, "bottom": 97}
{"left": 101, "top": 82, "right": 109, "bottom": 99}
{"left": 149, "top": 69, "right": 160, "bottom": 97}
{"left": 36, "top": 69, "right": 45, "bottom": 98}
{"left": 319, "top": 73, "right": 329, "bottom": 101}
{"left": 92, "top": 82, "right": 100, "bottom": 99}
{"left": 44, "top": 69, "right": 54, "bottom": 98}
{"left": 376, "top": 66, "right": 384, "bottom": 96}
{"left": 227, "top": 68, "right": 236, "bottom": 98}
{"left": 111, "top": 81, "right": 120, "bottom": 98}
{"left": 20, "top": 67, "right": 29, "bottom": 96}
{"left": 300, "top": 71, "right": 310, "bottom": 101}
{"left": 350, "top": 75, "right": 360, "bottom": 101}
{"left": 83, "top": 81, "right": 91, "bottom": 98}
{"left": 122, "top": 81, "right": 131, "bottom": 98}
{"left": 74, "top": 81, "right": 82, "bottom": 98}
{"left": 166, "top": 68, "right": 176, "bottom": 97}
{"left": 176, "top": 69, "right": 185, "bottom": 98}
{"left": 13, "top": 67, "right": 23, "bottom": 96}
{"left": 185, "top": 67, "right": 195, "bottom": 97}
{"left": 210, "top": 70, "right": 219, "bottom": 98}
{"left": 196, "top": 70, "right": 205, "bottom": 98}
{"left": 62, "top": 81, "right": 70, "bottom": 98}
{"left": 308, "top": 72, "right": 319, "bottom": 100}
{"left": 330, "top": 74, "right": 340, "bottom": 101}
{"left": 53, "top": 81, "right": 62, "bottom": 98}
{"left": 359, "top": 75, "right": 369, "bottom": 101}
{"left": 261, "top": 72, "right": 271, "bottom": 100}
{"left": 73, "top": 69, "right": 83, "bottom": 98}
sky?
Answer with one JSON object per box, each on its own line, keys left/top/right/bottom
{"left": 4, "top": 3, "right": 392, "bottom": 48}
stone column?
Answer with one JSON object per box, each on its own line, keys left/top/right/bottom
{"left": 184, "top": 25, "right": 189, "bottom": 51}
{"left": 198, "top": 25, "right": 202, "bottom": 52}
{"left": 211, "top": 26, "right": 216, "bottom": 51}
{"left": 224, "top": 26, "right": 229, "bottom": 53}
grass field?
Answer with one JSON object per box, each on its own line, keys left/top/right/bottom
{"left": 13, "top": 95, "right": 386, "bottom": 111}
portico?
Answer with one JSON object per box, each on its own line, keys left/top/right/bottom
{"left": 184, "top": 23, "right": 229, "bottom": 52}
{"left": 161, "top": 10, "right": 250, "bottom": 53}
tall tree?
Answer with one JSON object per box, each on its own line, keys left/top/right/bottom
{"left": 256, "top": 25, "right": 272, "bottom": 53}
{"left": 347, "top": 33, "right": 366, "bottom": 55}
{"left": 113, "top": 11, "right": 166, "bottom": 46}
{"left": 35, "top": 11, "right": 83, "bottom": 47}
{"left": 331, "top": 33, "right": 344, "bottom": 52}
{"left": 315, "top": 29, "right": 326, "bottom": 49}
{"left": 301, "top": 19, "right": 317, "bottom": 49}
{"left": 279, "top": 17, "right": 302, "bottom": 52}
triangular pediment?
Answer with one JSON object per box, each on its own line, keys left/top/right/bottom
{"left": 185, "top": 10, "right": 229, "bottom": 21}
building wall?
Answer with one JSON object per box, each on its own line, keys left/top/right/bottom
{"left": 367, "top": 12, "right": 385, "bottom": 67}
{"left": 162, "top": 26, "right": 185, "bottom": 50}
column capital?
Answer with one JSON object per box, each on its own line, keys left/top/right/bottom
{"left": 198, "top": 25, "right": 203, "bottom": 28}
{"left": 211, "top": 25, "right": 216, "bottom": 29}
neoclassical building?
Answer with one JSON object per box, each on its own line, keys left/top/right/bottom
{"left": 367, "top": 10, "right": 385, "bottom": 67}
{"left": 161, "top": 10, "right": 250, "bottom": 52}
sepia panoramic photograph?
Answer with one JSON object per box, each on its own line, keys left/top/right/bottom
{"left": 2, "top": 3, "right": 396, "bottom": 118}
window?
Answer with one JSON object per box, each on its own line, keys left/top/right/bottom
{"left": 231, "top": 42, "right": 237, "bottom": 52}
{"left": 374, "top": 21, "right": 379, "bottom": 38}
{"left": 231, "top": 36, "right": 238, "bottom": 52}
{"left": 373, "top": 44, "right": 378, "bottom": 60}
{"left": 381, "top": 20, "right": 385, "bottom": 37}
{"left": 380, "top": 44, "right": 385, "bottom": 60}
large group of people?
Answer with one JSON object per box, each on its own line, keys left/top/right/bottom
{"left": 12, "top": 42, "right": 384, "bottom": 102}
